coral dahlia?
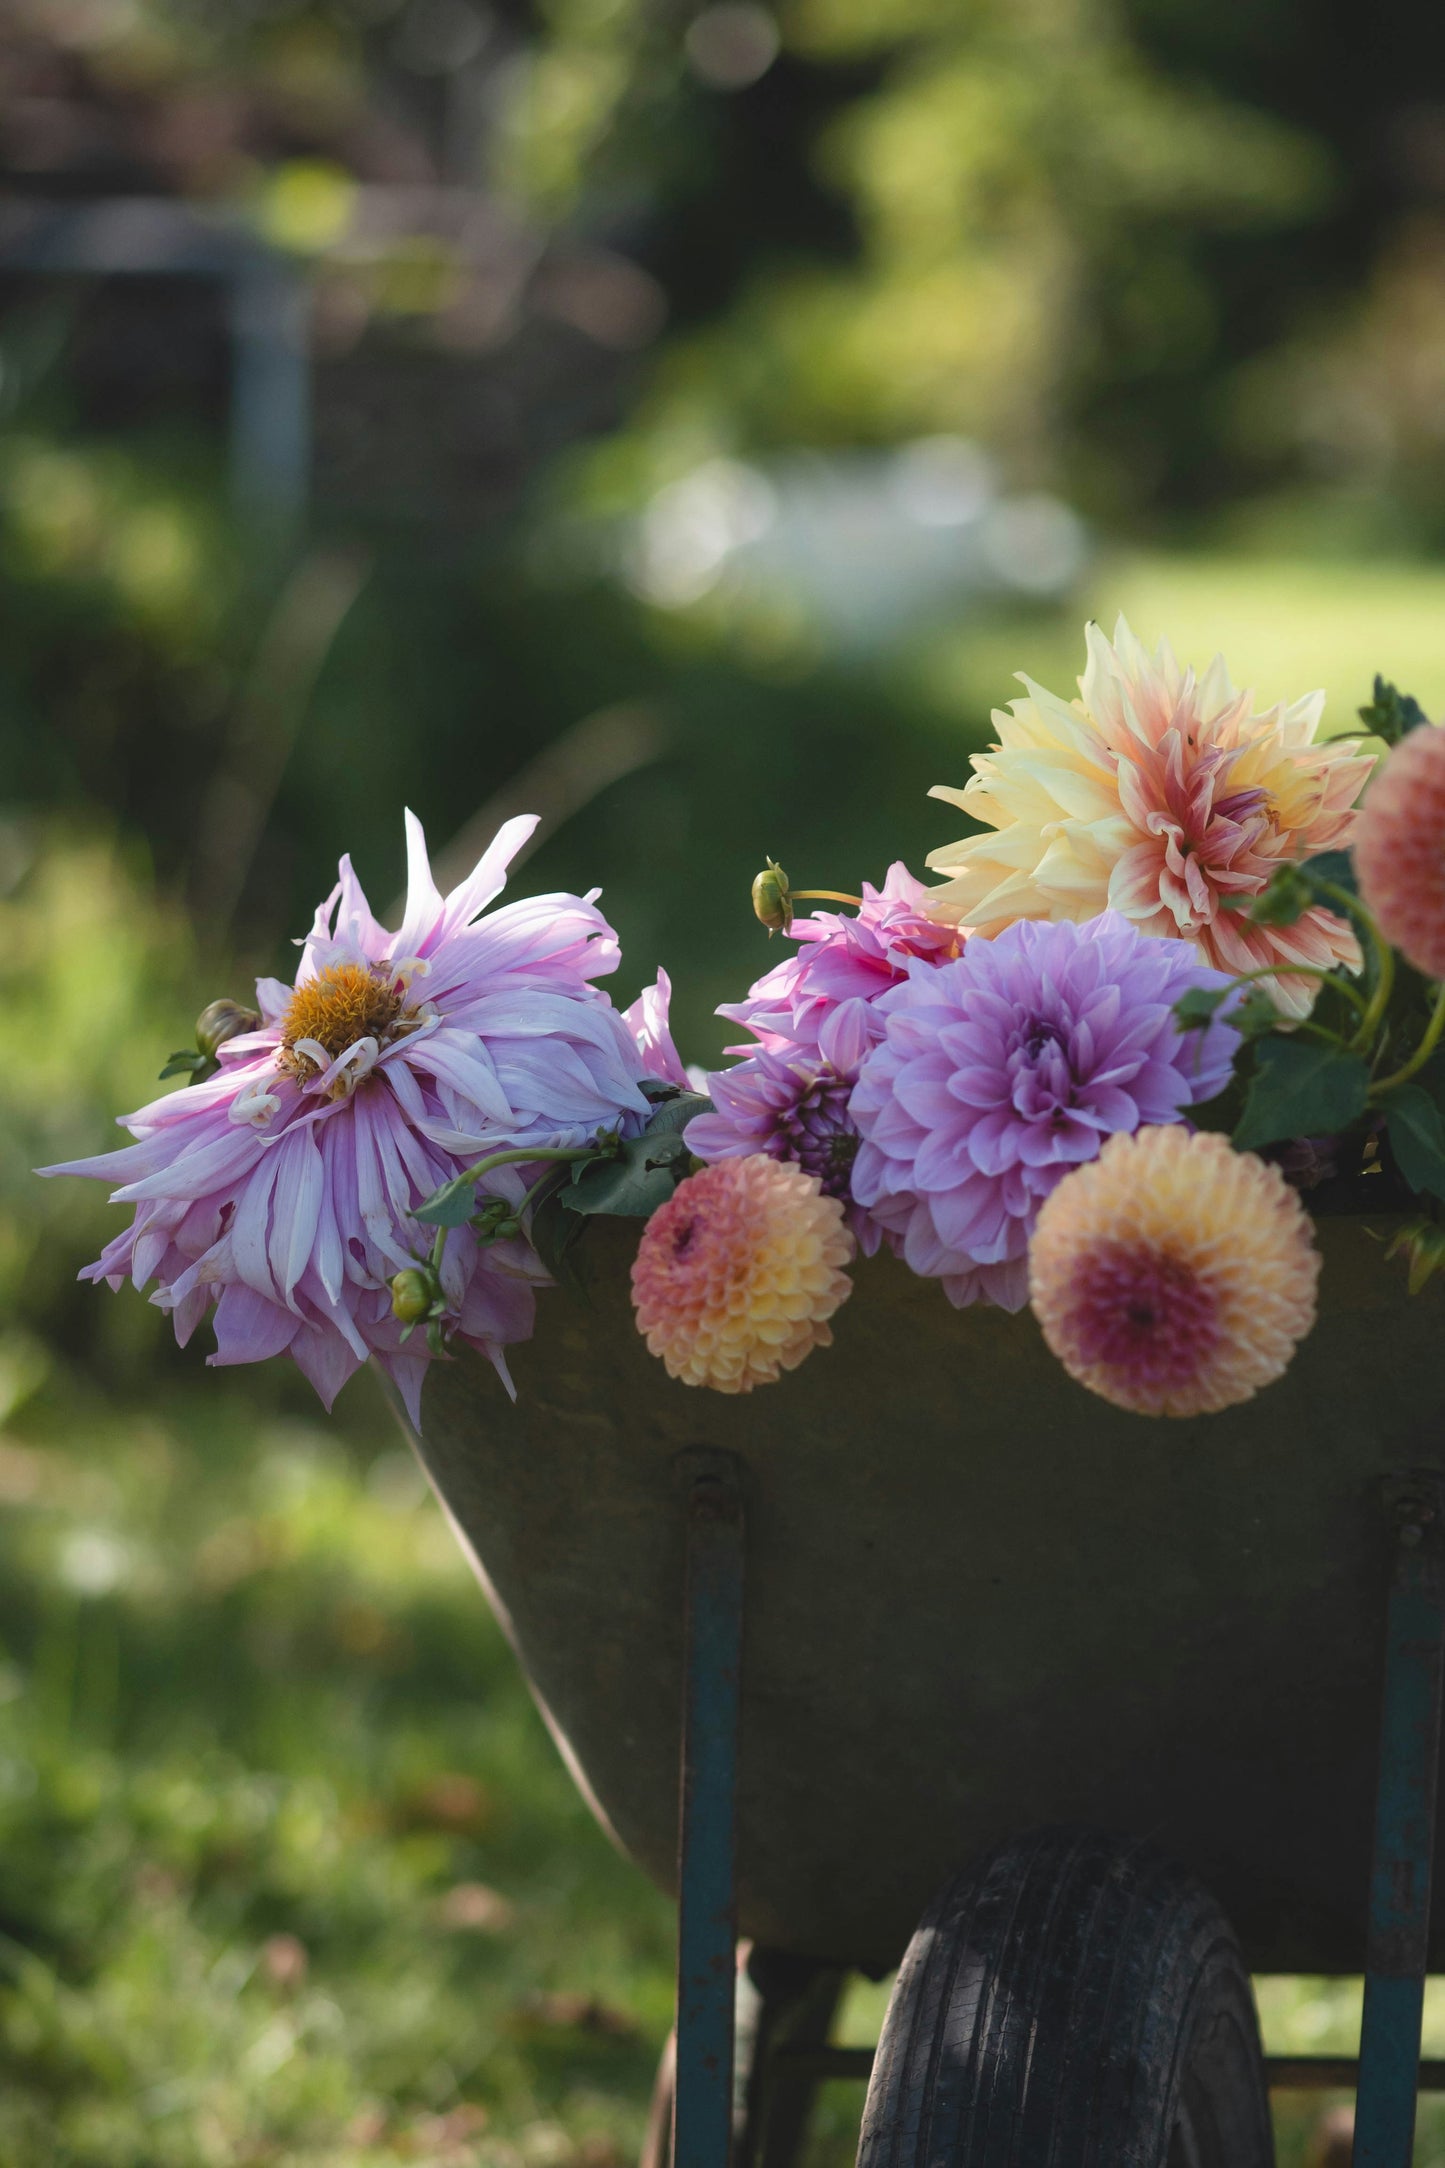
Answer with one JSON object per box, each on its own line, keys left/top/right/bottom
{"left": 1029, "top": 1126, "right": 1319, "bottom": 1416}
{"left": 926, "top": 616, "right": 1373, "bottom": 1016}
{"left": 631, "top": 1156, "right": 853, "bottom": 1392}
{"left": 41, "top": 813, "right": 680, "bottom": 1424}
{"left": 1353, "top": 720, "right": 1445, "bottom": 980}
{"left": 849, "top": 912, "right": 1240, "bottom": 1310}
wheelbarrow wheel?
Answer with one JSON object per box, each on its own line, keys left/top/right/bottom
{"left": 857, "top": 1827, "right": 1273, "bottom": 2168}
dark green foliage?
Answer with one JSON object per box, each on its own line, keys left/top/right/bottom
{"left": 413, "top": 1176, "right": 486, "bottom": 1230}
{"left": 1172, "top": 985, "right": 1230, "bottom": 1029}
{"left": 1231, "top": 1040, "right": 1370, "bottom": 1152}
{"left": 1357, "top": 679, "right": 1430, "bottom": 747}
{"left": 157, "top": 1048, "right": 215, "bottom": 1083}
{"left": 562, "top": 1095, "right": 712, "bottom": 1219}
{"left": 1383, "top": 1085, "right": 1445, "bottom": 1205}
{"left": 1173, "top": 985, "right": 1279, "bottom": 1040}
{"left": 1243, "top": 851, "right": 1358, "bottom": 929}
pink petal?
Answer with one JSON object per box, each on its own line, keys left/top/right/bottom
{"left": 208, "top": 1283, "right": 297, "bottom": 1367}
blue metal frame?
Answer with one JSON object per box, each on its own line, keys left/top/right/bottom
{"left": 665, "top": 1463, "right": 1445, "bottom": 2165}
{"left": 674, "top": 1451, "right": 745, "bottom": 2168}
{"left": 1355, "top": 1475, "right": 1445, "bottom": 2166}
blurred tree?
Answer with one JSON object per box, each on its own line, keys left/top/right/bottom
{"left": 2, "top": 0, "right": 1444, "bottom": 977}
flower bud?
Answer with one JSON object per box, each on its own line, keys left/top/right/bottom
{"left": 1387, "top": 1219, "right": 1445, "bottom": 1297}
{"left": 751, "top": 858, "right": 792, "bottom": 935}
{"left": 389, "top": 1268, "right": 435, "bottom": 1324}
{"left": 196, "top": 998, "right": 262, "bottom": 1060}
{"left": 474, "top": 1198, "right": 520, "bottom": 1241}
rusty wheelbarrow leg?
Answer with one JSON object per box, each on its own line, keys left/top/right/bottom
{"left": 671, "top": 1450, "right": 745, "bottom": 2168}
{"left": 1354, "top": 1474, "right": 1445, "bottom": 2168}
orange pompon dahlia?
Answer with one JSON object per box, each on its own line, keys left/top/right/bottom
{"left": 1353, "top": 721, "right": 1445, "bottom": 980}
{"left": 1028, "top": 1126, "right": 1319, "bottom": 1418}
{"left": 632, "top": 1157, "right": 854, "bottom": 1392}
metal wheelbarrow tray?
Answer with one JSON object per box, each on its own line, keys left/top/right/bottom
{"left": 402, "top": 1210, "right": 1445, "bottom": 2166}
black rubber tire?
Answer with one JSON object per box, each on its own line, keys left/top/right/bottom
{"left": 856, "top": 1827, "right": 1274, "bottom": 2168}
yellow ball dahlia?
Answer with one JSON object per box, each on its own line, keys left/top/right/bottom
{"left": 1028, "top": 1126, "right": 1319, "bottom": 1418}
{"left": 925, "top": 617, "right": 1373, "bottom": 1017}
{"left": 632, "top": 1157, "right": 854, "bottom": 1392}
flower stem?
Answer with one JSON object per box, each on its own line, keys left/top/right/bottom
{"left": 518, "top": 1163, "right": 568, "bottom": 1221}
{"left": 1215, "top": 962, "right": 1368, "bottom": 1020}
{"left": 1371, "top": 981, "right": 1445, "bottom": 1098}
{"left": 455, "top": 1142, "right": 602, "bottom": 1189}
{"left": 425, "top": 1144, "right": 608, "bottom": 1275}
{"left": 792, "top": 889, "right": 864, "bottom": 909}
{"left": 1299, "top": 875, "right": 1394, "bottom": 1052}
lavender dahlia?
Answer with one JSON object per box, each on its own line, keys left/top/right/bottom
{"left": 686, "top": 863, "right": 957, "bottom": 1245}
{"left": 849, "top": 912, "right": 1241, "bottom": 1310}
{"left": 42, "top": 813, "right": 681, "bottom": 1424}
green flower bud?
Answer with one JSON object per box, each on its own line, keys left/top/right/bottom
{"left": 751, "top": 858, "right": 792, "bottom": 935}
{"left": 389, "top": 1268, "right": 435, "bottom": 1325}
{"left": 1387, "top": 1219, "right": 1445, "bottom": 1297}
{"left": 474, "top": 1198, "right": 520, "bottom": 1241}
{"left": 196, "top": 998, "right": 262, "bottom": 1060}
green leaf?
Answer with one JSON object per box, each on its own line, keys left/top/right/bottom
{"left": 1172, "top": 986, "right": 1228, "bottom": 1031}
{"left": 1174, "top": 982, "right": 1281, "bottom": 1043}
{"left": 640, "top": 1090, "right": 710, "bottom": 1138}
{"left": 530, "top": 1190, "right": 590, "bottom": 1289}
{"left": 1238, "top": 850, "right": 1361, "bottom": 928}
{"left": 1358, "top": 677, "right": 1429, "bottom": 747}
{"left": 1243, "top": 864, "right": 1315, "bottom": 927}
{"left": 1232, "top": 988, "right": 1286, "bottom": 1040}
{"left": 562, "top": 1093, "right": 712, "bottom": 1219}
{"left": 159, "top": 1049, "right": 211, "bottom": 1081}
{"left": 1385, "top": 1084, "right": 1445, "bottom": 1203}
{"left": 1231, "top": 1039, "right": 1370, "bottom": 1151}
{"left": 562, "top": 1136, "right": 683, "bottom": 1217}
{"left": 414, "top": 1174, "right": 479, "bottom": 1228}
{"left": 1298, "top": 849, "right": 1357, "bottom": 902}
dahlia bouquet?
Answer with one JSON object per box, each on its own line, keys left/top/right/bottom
{"left": 45, "top": 620, "right": 1445, "bottom": 1425}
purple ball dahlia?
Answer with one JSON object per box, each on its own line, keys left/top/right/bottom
{"left": 686, "top": 1049, "right": 861, "bottom": 1191}
{"left": 41, "top": 813, "right": 682, "bottom": 1424}
{"left": 687, "top": 863, "right": 957, "bottom": 1248}
{"left": 849, "top": 912, "right": 1241, "bottom": 1311}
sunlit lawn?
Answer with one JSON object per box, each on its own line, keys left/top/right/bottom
{"left": 9, "top": 551, "right": 1445, "bottom": 2164}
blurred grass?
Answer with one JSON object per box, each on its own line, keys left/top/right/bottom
{"left": 10, "top": 555, "right": 1445, "bottom": 2163}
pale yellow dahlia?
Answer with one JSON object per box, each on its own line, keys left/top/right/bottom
{"left": 631, "top": 1157, "right": 853, "bottom": 1392}
{"left": 926, "top": 617, "right": 1374, "bottom": 1016}
{"left": 1028, "top": 1126, "right": 1319, "bottom": 1418}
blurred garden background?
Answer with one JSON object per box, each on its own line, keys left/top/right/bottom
{"left": 6, "top": 0, "right": 1445, "bottom": 2160}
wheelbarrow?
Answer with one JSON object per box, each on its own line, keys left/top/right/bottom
{"left": 397, "top": 1209, "right": 1445, "bottom": 2167}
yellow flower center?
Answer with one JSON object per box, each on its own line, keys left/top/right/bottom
{"left": 277, "top": 963, "right": 408, "bottom": 1080}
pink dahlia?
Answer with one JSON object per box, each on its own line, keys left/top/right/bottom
{"left": 686, "top": 863, "right": 959, "bottom": 1247}
{"left": 41, "top": 813, "right": 680, "bottom": 1424}
{"left": 721, "top": 861, "right": 960, "bottom": 1058}
{"left": 1353, "top": 722, "right": 1445, "bottom": 980}
{"left": 849, "top": 911, "right": 1241, "bottom": 1309}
